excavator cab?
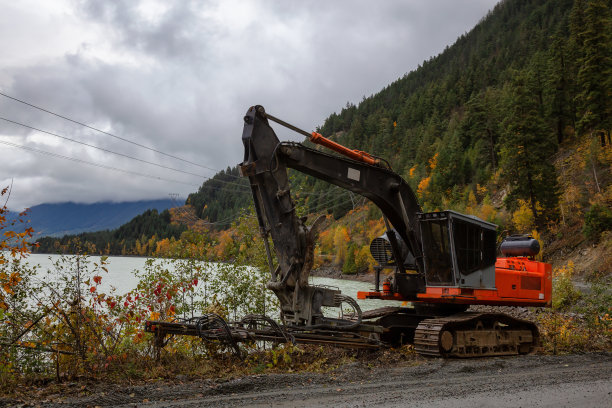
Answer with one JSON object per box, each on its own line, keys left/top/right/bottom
{"left": 418, "top": 211, "right": 497, "bottom": 289}
{"left": 369, "top": 210, "right": 497, "bottom": 298}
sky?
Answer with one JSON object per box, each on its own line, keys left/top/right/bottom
{"left": 0, "top": 0, "right": 498, "bottom": 211}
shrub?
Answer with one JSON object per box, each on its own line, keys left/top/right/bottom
{"left": 552, "top": 261, "right": 581, "bottom": 310}
{"left": 583, "top": 204, "right": 612, "bottom": 242}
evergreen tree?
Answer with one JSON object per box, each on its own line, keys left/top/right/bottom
{"left": 574, "top": 0, "right": 612, "bottom": 135}
{"left": 499, "top": 70, "right": 559, "bottom": 227}
{"left": 548, "top": 32, "right": 574, "bottom": 144}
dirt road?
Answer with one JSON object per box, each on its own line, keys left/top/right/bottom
{"left": 15, "top": 352, "right": 609, "bottom": 408}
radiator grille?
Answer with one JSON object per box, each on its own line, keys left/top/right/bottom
{"left": 370, "top": 237, "right": 394, "bottom": 266}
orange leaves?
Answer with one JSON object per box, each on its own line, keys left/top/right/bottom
{"left": 216, "top": 230, "right": 235, "bottom": 259}
{"left": 417, "top": 176, "right": 431, "bottom": 198}
{"left": 1, "top": 270, "right": 22, "bottom": 300}
{"left": 428, "top": 152, "right": 439, "bottom": 171}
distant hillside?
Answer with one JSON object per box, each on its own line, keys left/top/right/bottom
{"left": 33, "top": 207, "right": 187, "bottom": 255}
{"left": 21, "top": 199, "right": 176, "bottom": 237}
{"left": 189, "top": 0, "right": 584, "bottom": 224}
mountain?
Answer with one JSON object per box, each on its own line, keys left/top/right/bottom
{"left": 21, "top": 199, "right": 176, "bottom": 237}
{"left": 189, "top": 0, "right": 586, "bottom": 225}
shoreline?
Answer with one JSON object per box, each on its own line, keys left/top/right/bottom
{"left": 310, "top": 265, "right": 375, "bottom": 283}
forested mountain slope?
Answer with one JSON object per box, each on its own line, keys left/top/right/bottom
{"left": 190, "top": 0, "right": 610, "bottom": 229}
{"left": 34, "top": 208, "right": 186, "bottom": 255}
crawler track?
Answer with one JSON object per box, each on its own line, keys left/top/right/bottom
{"left": 146, "top": 310, "right": 541, "bottom": 358}
{"left": 413, "top": 312, "right": 539, "bottom": 357}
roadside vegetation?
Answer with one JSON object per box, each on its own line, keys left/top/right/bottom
{"left": 1, "top": 186, "right": 610, "bottom": 397}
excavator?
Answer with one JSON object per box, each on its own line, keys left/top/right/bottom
{"left": 146, "top": 105, "right": 552, "bottom": 358}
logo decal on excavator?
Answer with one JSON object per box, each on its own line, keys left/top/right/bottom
{"left": 347, "top": 168, "right": 360, "bottom": 181}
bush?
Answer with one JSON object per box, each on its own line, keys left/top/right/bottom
{"left": 552, "top": 261, "right": 581, "bottom": 310}
{"left": 583, "top": 204, "right": 612, "bottom": 242}
{"left": 342, "top": 245, "right": 357, "bottom": 275}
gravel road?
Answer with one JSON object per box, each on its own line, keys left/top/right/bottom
{"left": 13, "top": 352, "right": 609, "bottom": 408}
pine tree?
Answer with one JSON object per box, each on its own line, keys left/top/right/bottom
{"left": 574, "top": 0, "right": 612, "bottom": 135}
{"left": 548, "top": 32, "right": 574, "bottom": 144}
{"left": 499, "top": 70, "right": 559, "bottom": 227}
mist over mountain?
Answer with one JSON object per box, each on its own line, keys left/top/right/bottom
{"left": 21, "top": 199, "right": 176, "bottom": 238}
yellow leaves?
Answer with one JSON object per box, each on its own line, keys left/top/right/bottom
{"left": 476, "top": 184, "right": 487, "bottom": 199}
{"left": 479, "top": 203, "right": 497, "bottom": 223}
{"left": 333, "top": 226, "right": 350, "bottom": 265}
{"left": 18, "top": 341, "right": 37, "bottom": 349}
{"left": 333, "top": 226, "right": 350, "bottom": 245}
{"left": 354, "top": 246, "right": 374, "bottom": 272}
{"left": 216, "top": 230, "right": 235, "bottom": 258}
{"left": 531, "top": 229, "right": 543, "bottom": 261}
{"left": 554, "top": 260, "right": 575, "bottom": 280}
{"left": 0, "top": 271, "right": 21, "bottom": 295}
{"left": 417, "top": 176, "right": 431, "bottom": 198}
{"left": 9, "top": 272, "right": 21, "bottom": 285}
{"left": 149, "top": 311, "right": 161, "bottom": 320}
{"left": 366, "top": 219, "right": 385, "bottom": 242}
{"left": 511, "top": 199, "right": 542, "bottom": 232}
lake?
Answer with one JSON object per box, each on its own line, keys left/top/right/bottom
{"left": 21, "top": 253, "right": 401, "bottom": 312}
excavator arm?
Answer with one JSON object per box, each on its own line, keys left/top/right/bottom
{"left": 240, "top": 105, "right": 425, "bottom": 326}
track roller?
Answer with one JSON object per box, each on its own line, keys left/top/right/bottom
{"left": 414, "top": 312, "right": 539, "bottom": 358}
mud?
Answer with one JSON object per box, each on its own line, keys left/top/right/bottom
{"left": 5, "top": 352, "right": 610, "bottom": 407}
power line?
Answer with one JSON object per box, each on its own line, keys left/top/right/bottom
{"left": 0, "top": 90, "right": 239, "bottom": 177}
{"left": 0, "top": 92, "right": 368, "bottom": 198}
{"left": 0, "top": 116, "right": 251, "bottom": 190}
{"left": 0, "top": 139, "right": 256, "bottom": 199}
{"left": 0, "top": 116, "right": 208, "bottom": 179}
{"left": 0, "top": 139, "right": 200, "bottom": 188}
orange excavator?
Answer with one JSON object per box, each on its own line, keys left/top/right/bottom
{"left": 239, "top": 105, "right": 551, "bottom": 357}
{"left": 146, "top": 105, "right": 551, "bottom": 358}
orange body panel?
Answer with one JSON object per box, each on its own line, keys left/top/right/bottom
{"left": 357, "top": 257, "right": 552, "bottom": 307}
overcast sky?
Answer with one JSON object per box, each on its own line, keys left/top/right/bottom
{"left": 0, "top": 0, "right": 498, "bottom": 211}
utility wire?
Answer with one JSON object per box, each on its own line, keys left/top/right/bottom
{"left": 0, "top": 139, "right": 256, "bottom": 199}
{"left": 0, "top": 90, "right": 239, "bottom": 177}
{"left": 0, "top": 139, "right": 200, "bottom": 188}
{"left": 0, "top": 116, "right": 251, "bottom": 190}
{"left": 0, "top": 116, "right": 205, "bottom": 179}
{"left": 0, "top": 94, "right": 363, "bottom": 214}
{"left": 0, "top": 94, "right": 360, "bottom": 199}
